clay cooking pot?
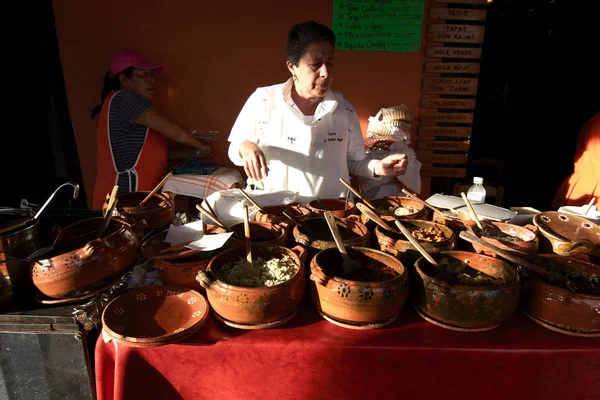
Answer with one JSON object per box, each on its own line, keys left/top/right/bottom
{"left": 104, "top": 191, "right": 175, "bottom": 231}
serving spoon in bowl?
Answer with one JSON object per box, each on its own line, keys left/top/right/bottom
{"left": 323, "top": 211, "right": 361, "bottom": 277}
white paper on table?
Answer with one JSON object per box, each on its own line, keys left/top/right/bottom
{"left": 164, "top": 220, "right": 233, "bottom": 251}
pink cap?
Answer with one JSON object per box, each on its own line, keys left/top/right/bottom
{"left": 108, "top": 49, "right": 166, "bottom": 77}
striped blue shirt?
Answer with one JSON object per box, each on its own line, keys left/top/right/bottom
{"left": 108, "top": 90, "right": 153, "bottom": 192}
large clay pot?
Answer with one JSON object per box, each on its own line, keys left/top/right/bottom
{"left": 0, "top": 208, "right": 39, "bottom": 288}
{"left": 375, "top": 220, "right": 456, "bottom": 267}
{"left": 227, "top": 222, "right": 288, "bottom": 247}
{"left": 360, "top": 196, "right": 426, "bottom": 230}
{"left": 414, "top": 251, "right": 521, "bottom": 330}
{"left": 307, "top": 198, "right": 357, "bottom": 219}
{"left": 309, "top": 247, "right": 409, "bottom": 328}
{"left": 141, "top": 225, "right": 227, "bottom": 292}
{"left": 196, "top": 244, "right": 308, "bottom": 328}
{"left": 292, "top": 216, "right": 370, "bottom": 256}
{"left": 432, "top": 209, "right": 477, "bottom": 239}
{"left": 31, "top": 217, "right": 140, "bottom": 298}
{"left": 104, "top": 191, "right": 175, "bottom": 231}
{"left": 532, "top": 211, "right": 600, "bottom": 263}
{"left": 520, "top": 254, "right": 600, "bottom": 336}
{"left": 467, "top": 222, "right": 539, "bottom": 259}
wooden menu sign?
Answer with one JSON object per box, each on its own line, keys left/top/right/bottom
{"left": 426, "top": 46, "right": 482, "bottom": 59}
{"left": 420, "top": 110, "right": 474, "bottom": 124}
{"left": 417, "top": 140, "right": 470, "bottom": 152}
{"left": 421, "top": 167, "right": 467, "bottom": 178}
{"left": 422, "top": 76, "right": 478, "bottom": 95}
{"left": 421, "top": 96, "right": 476, "bottom": 110}
{"left": 424, "top": 62, "right": 480, "bottom": 74}
{"left": 428, "top": 24, "right": 484, "bottom": 44}
{"left": 417, "top": 151, "right": 469, "bottom": 165}
{"left": 430, "top": 8, "right": 486, "bottom": 21}
{"left": 419, "top": 125, "right": 472, "bottom": 138}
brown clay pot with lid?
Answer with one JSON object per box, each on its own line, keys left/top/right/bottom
{"left": 103, "top": 191, "right": 175, "bottom": 231}
{"left": 196, "top": 244, "right": 308, "bottom": 328}
{"left": 309, "top": 246, "right": 409, "bottom": 328}
{"left": 141, "top": 225, "right": 227, "bottom": 292}
{"left": 292, "top": 216, "right": 370, "bottom": 256}
{"left": 413, "top": 251, "right": 521, "bottom": 330}
{"left": 306, "top": 198, "right": 357, "bottom": 219}
{"left": 532, "top": 211, "right": 600, "bottom": 263}
{"left": 519, "top": 254, "right": 600, "bottom": 336}
{"left": 359, "top": 196, "right": 426, "bottom": 230}
{"left": 466, "top": 221, "right": 539, "bottom": 259}
{"left": 31, "top": 217, "right": 140, "bottom": 299}
{"left": 375, "top": 220, "right": 456, "bottom": 267}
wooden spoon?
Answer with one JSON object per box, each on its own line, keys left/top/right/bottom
{"left": 140, "top": 172, "right": 172, "bottom": 206}
{"left": 458, "top": 230, "right": 563, "bottom": 284}
{"left": 460, "top": 192, "right": 484, "bottom": 230}
{"left": 243, "top": 204, "right": 253, "bottom": 265}
{"left": 583, "top": 197, "right": 596, "bottom": 216}
{"left": 282, "top": 210, "right": 320, "bottom": 238}
{"left": 195, "top": 203, "right": 228, "bottom": 231}
{"left": 323, "top": 211, "right": 361, "bottom": 277}
{"left": 98, "top": 186, "right": 119, "bottom": 238}
{"left": 239, "top": 187, "right": 266, "bottom": 214}
{"left": 339, "top": 177, "right": 377, "bottom": 211}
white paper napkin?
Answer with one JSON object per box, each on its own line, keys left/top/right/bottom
{"left": 164, "top": 220, "right": 233, "bottom": 252}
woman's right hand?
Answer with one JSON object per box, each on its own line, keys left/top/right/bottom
{"left": 239, "top": 141, "right": 269, "bottom": 181}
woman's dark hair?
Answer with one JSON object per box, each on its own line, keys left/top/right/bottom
{"left": 287, "top": 21, "right": 336, "bottom": 66}
{"left": 90, "top": 67, "right": 135, "bottom": 118}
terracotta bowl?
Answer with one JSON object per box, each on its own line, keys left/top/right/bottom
{"left": 102, "top": 285, "right": 209, "bottom": 346}
{"left": 307, "top": 198, "right": 357, "bottom": 219}
{"left": 254, "top": 203, "right": 312, "bottom": 225}
{"left": 309, "top": 247, "right": 409, "bottom": 327}
{"left": 227, "top": 221, "right": 287, "bottom": 247}
{"left": 292, "top": 216, "right": 370, "bottom": 256}
{"left": 467, "top": 222, "right": 539, "bottom": 259}
{"left": 360, "top": 196, "right": 426, "bottom": 230}
{"left": 31, "top": 217, "right": 140, "bottom": 299}
{"left": 197, "top": 244, "right": 308, "bottom": 328}
{"left": 141, "top": 225, "right": 227, "bottom": 292}
{"left": 375, "top": 220, "right": 456, "bottom": 267}
{"left": 105, "top": 191, "right": 175, "bottom": 231}
{"left": 532, "top": 211, "right": 600, "bottom": 262}
{"left": 520, "top": 254, "right": 600, "bottom": 336}
{"left": 414, "top": 251, "right": 521, "bottom": 330}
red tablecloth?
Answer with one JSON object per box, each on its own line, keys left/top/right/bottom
{"left": 95, "top": 302, "right": 599, "bottom": 400}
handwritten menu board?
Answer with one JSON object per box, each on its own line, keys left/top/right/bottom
{"left": 332, "top": 0, "right": 425, "bottom": 52}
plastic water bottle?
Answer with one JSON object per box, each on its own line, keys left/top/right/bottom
{"left": 467, "top": 177, "right": 486, "bottom": 204}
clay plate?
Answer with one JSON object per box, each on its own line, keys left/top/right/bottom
{"left": 102, "top": 285, "right": 209, "bottom": 344}
{"left": 35, "top": 280, "right": 114, "bottom": 305}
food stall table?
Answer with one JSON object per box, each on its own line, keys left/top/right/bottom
{"left": 95, "top": 302, "right": 599, "bottom": 400}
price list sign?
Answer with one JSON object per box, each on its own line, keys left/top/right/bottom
{"left": 333, "top": 0, "right": 425, "bottom": 52}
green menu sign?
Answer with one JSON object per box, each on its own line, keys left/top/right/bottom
{"left": 333, "top": 0, "right": 425, "bottom": 52}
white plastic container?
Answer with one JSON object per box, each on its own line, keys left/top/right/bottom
{"left": 466, "top": 177, "right": 486, "bottom": 204}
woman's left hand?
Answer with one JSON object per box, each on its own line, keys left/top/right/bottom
{"left": 375, "top": 153, "right": 408, "bottom": 177}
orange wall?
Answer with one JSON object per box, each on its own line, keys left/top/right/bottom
{"left": 53, "top": 0, "right": 431, "bottom": 208}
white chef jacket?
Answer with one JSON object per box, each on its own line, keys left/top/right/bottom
{"left": 228, "top": 79, "right": 380, "bottom": 199}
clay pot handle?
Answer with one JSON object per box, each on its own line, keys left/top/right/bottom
{"left": 309, "top": 264, "right": 331, "bottom": 286}
{"left": 345, "top": 214, "right": 361, "bottom": 222}
{"left": 524, "top": 224, "right": 539, "bottom": 235}
{"left": 196, "top": 269, "right": 217, "bottom": 289}
{"left": 556, "top": 239, "right": 595, "bottom": 254}
{"left": 290, "top": 244, "right": 308, "bottom": 265}
{"left": 78, "top": 238, "right": 108, "bottom": 260}
{"left": 425, "top": 279, "right": 450, "bottom": 294}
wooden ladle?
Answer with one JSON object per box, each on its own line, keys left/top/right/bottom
{"left": 195, "top": 203, "right": 228, "bottom": 231}
{"left": 323, "top": 211, "right": 361, "bottom": 277}
{"left": 460, "top": 192, "right": 484, "bottom": 230}
{"left": 400, "top": 188, "right": 443, "bottom": 215}
{"left": 239, "top": 187, "right": 266, "bottom": 214}
{"left": 98, "top": 186, "right": 119, "bottom": 238}
{"left": 339, "top": 177, "right": 377, "bottom": 211}
{"left": 459, "top": 230, "right": 563, "bottom": 284}
{"left": 355, "top": 203, "right": 439, "bottom": 267}
{"left": 243, "top": 204, "right": 258, "bottom": 275}
{"left": 140, "top": 172, "right": 173, "bottom": 206}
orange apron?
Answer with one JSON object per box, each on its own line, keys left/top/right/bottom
{"left": 552, "top": 112, "right": 600, "bottom": 209}
{"left": 92, "top": 91, "right": 167, "bottom": 209}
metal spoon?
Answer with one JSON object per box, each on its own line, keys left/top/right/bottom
{"left": 323, "top": 211, "right": 361, "bottom": 277}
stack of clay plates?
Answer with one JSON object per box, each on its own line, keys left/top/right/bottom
{"left": 102, "top": 285, "right": 209, "bottom": 347}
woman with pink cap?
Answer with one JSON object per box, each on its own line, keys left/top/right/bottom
{"left": 91, "top": 49, "right": 211, "bottom": 209}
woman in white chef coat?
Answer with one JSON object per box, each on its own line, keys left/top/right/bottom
{"left": 227, "top": 21, "right": 408, "bottom": 199}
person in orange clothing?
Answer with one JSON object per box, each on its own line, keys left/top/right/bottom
{"left": 90, "top": 49, "right": 211, "bottom": 209}
{"left": 552, "top": 111, "right": 600, "bottom": 210}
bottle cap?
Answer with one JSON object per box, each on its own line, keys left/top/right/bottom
{"left": 473, "top": 177, "right": 483, "bottom": 184}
